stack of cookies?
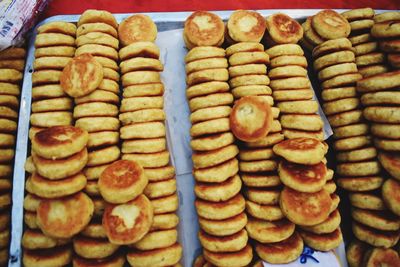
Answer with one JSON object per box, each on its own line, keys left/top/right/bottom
{"left": 30, "top": 21, "right": 77, "bottom": 139}
{"left": 274, "top": 138, "right": 343, "bottom": 251}
{"left": 356, "top": 71, "right": 400, "bottom": 248}
{"left": 342, "top": 8, "right": 389, "bottom": 77}
{"left": 0, "top": 46, "right": 26, "bottom": 265}
{"left": 117, "top": 14, "right": 182, "bottom": 266}
{"left": 371, "top": 11, "right": 400, "bottom": 70}
{"left": 301, "top": 10, "right": 350, "bottom": 52}
{"left": 346, "top": 240, "right": 400, "bottom": 267}
{"left": 22, "top": 126, "right": 93, "bottom": 267}
{"left": 266, "top": 43, "right": 324, "bottom": 140}
{"left": 184, "top": 11, "right": 253, "bottom": 267}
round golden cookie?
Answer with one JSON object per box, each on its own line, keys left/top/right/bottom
{"left": 299, "top": 228, "right": 343, "bottom": 251}
{"left": 374, "top": 11, "right": 400, "bottom": 23}
{"left": 266, "top": 13, "right": 303, "bottom": 44}
{"left": 277, "top": 100, "right": 318, "bottom": 114}
{"left": 228, "top": 51, "right": 270, "bottom": 66}
{"left": 245, "top": 188, "right": 280, "bottom": 205}
{"left": 121, "top": 150, "right": 169, "bottom": 168}
{"left": 31, "top": 97, "right": 72, "bottom": 113}
{"left": 283, "top": 129, "right": 324, "bottom": 141}
{"left": 273, "top": 137, "right": 326, "bottom": 165}
{"left": 119, "top": 41, "right": 160, "bottom": 61}
{"left": 120, "top": 121, "right": 165, "bottom": 140}
{"left": 37, "top": 192, "right": 93, "bottom": 239}
{"left": 280, "top": 187, "right": 332, "bottom": 226}
{"left": 118, "top": 14, "right": 157, "bottom": 46}
{"left": 119, "top": 109, "right": 165, "bottom": 126}
{"left": 34, "top": 46, "right": 75, "bottom": 58}
{"left": 195, "top": 175, "right": 241, "bottom": 202}
{"left": 98, "top": 160, "right": 148, "bottom": 204}
{"left": 321, "top": 86, "right": 356, "bottom": 102}
{"left": 322, "top": 72, "right": 362, "bottom": 89}
{"left": 371, "top": 21, "right": 400, "bottom": 38}
{"left": 255, "top": 232, "right": 304, "bottom": 264}
{"left": 198, "top": 229, "right": 248, "bottom": 253}
{"left": 144, "top": 194, "right": 175, "bottom": 214}
{"left": 75, "top": 90, "right": 119, "bottom": 105}
{"left": 73, "top": 102, "right": 118, "bottom": 118}
{"left": 337, "top": 147, "right": 377, "bottom": 162}
{"left": 33, "top": 56, "right": 72, "bottom": 70}
{"left": 226, "top": 10, "right": 265, "bottom": 43}
{"left": 78, "top": 9, "right": 117, "bottom": 28}
{"left": 0, "top": 68, "right": 22, "bottom": 83}
{"left": 183, "top": 11, "right": 224, "bottom": 49}
{"left": 349, "top": 192, "right": 385, "bottom": 211}
{"left": 356, "top": 52, "right": 385, "bottom": 67}
{"left": 266, "top": 44, "right": 303, "bottom": 59}
{"left": 280, "top": 114, "right": 323, "bottom": 132}
{"left": 185, "top": 46, "right": 224, "bottom": 64}
{"left": 190, "top": 117, "right": 230, "bottom": 137}
{"left": 73, "top": 236, "right": 119, "bottom": 259}
{"left": 269, "top": 76, "right": 310, "bottom": 90}
{"left": 337, "top": 161, "right": 381, "bottom": 177}
{"left": 342, "top": 8, "right": 374, "bottom": 21}
{"left": 350, "top": 19, "right": 374, "bottom": 32}
{"left": 103, "top": 194, "right": 153, "bottom": 245}
{"left": 363, "top": 248, "right": 400, "bottom": 267}
{"left": 346, "top": 239, "right": 370, "bottom": 267}
{"left": 199, "top": 212, "right": 247, "bottom": 237}
{"left": 335, "top": 135, "right": 371, "bottom": 153}
{"left": 186, "top": 81, "right": 229, "bottom": 100}
{"left": 190, "top": 106, "right": 231, "bottom": 124}
{"left": 382, "top": 179, "right": 400, "bottom": 216}
{"left": 0, "top": 192, "right": 10, "bottom": 210}
{"left": 278, "top": 160, "right": 327, "bottom": 193}
{"left": 228, "top": 64, "right": 267, "bottom": 79}
{"left": 246, "top": 217, "right": 295, "bottom": 243}
{"left": 143, "top": 178, "right": 176, "bottom": 199}
{"left": 318, "top": 62, "right": 358, "bottom": 81}
{"left": 379, "top": 39, "right": 400, "bottom": 53}
{"left": 226, "top": 42, "right": 264, "bottom": 56}
{"left": 374, "top": 137, "right": 400, "bottom": 151}
{"left": 337, "top": 176, "right": 384, "bottom": 192}
{"left": 34, "top": 33, "right": 75, "bottom": 48}
{"left": 32, "top": 148, "right": 88, "bottom": 180}
{"left": 323, "top": 97, "right": 359, "bottom": 116}
{"left": 272, "top": 89, "right": 314, "bottom": 101}
{"left": 123, "top": 83, "right": 164, "bottom": 98}
{"left": 229, "top": 96, "right": 273, "bottom": 142}
{"left": 312, "top": 10, "right": 351, "bottom": 39}
{"left": 72, "top": 252, "right": 125, "bottom": 267}
{"left": 75, "top": 44, "right": 118, "bottom": 61}
{"left": 22, "top": 229, "right": 68, "bottom": 250}
{"left": 269, "top": 66, "right": 307, "bottom": 80}
{"left": 0, "top": 47, "right": 26, "bottom": 60}
{"left": 186, "top": 57, "right": 227, "bottom": 75}
{"left": 132, "top": 229, "right": 177, "bottom": 250}
{"left": 333, "top": 123, "right": 369, "bottom": 139}
{"left": 120, "top": 96, "right": 163, "bottom": 112}
{"left": 0, "top": 148, "right": 14, "bottom": 163}
{"left": 313, "top": 50, "right": 355, "bottom": 71}
{"left": 193, "top": 157, "right": 238, "bottom": 183}
{"left": 60, "top": 54, "right": 103, "bottom": 98}
{"left": 301, "top": 209, "right": 341, "bottom": 234}
{"left": 363, "top": 106, "right": 400, "bottom": 123}
{"left": 353, "top": 221, "right": 400, "bottom": 248}
{"left": 127, "top": 243, "right": 182, "bottom": 267}
{"left": 352, "top": 208, "right": 400, "bottom": 231}
{"left": 0, "top": 82, "right": 20, "bottom": 96}
{"left": 239, "top": 147, "right": 274, "bottom": 161}
{"left": 76, "top": 117, "right": 119, "bottom": 133}
{"left": 76, "top": 21, "right": 117, "bottom": 37}
{"left": 31, "top": 70, "right": 61, "bottom": 85}
{"left": 303, "top": 17, "right": 326, "bottom": 46}
{"left": 122, "top": 138, "right": 165, "bottom": 154}
{"left": 121, "top": 57, "right": 163, "bottom": 74}
{"left": 29, "top": 172, "right": 86, "bottom": 198}
{"left": 151, "top": 212, "right": 179, "bottom": 231}
{"left": 270, "top": 55, "right": 307, "bottom": 68}
{"left": 23, "top": 246, "right": 72, "bottom": 267}
{"left": 195, "top": 194, "right": 245, "bottom": 220}
{"left": 190, "top": 132, "right": 234, "bottom": 152}
{"left": 76, "top": 32, "right": 119, "bottom": 49}
{"left": 354, "top": 41, "right": 378, "bottom": 56}
{"left": 204, "top": 244, "right": 252, "bottom": 267}
{"left": 122, "top": 71, "right": 161, "bottom": 87}
{"left": 0, "top": 59, "right": 25, "bottom": 71}
{"left": 327, "top": 110, "right": 363, "bottom": 127}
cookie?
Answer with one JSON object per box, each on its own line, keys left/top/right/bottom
{"left": 118, "top": 14, "right": 157, "bottom": 46}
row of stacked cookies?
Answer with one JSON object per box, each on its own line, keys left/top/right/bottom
{"left": 23, "top": 126, "right": 93, "bottom": 267}
{"left": 264, "top": 12, "right": 342, "bottom": 254}
{"left": 184, "top": 11, "right": 253, "bottom": 267}
{"left": 342, "top": 8, "right": 389, "bottom": 78}
{"left": 225, "top": 11, "right": 303, "bottom": 265}
{"left": 30, "top": 21, "right": 76, "bottom": 138}
{"left": 70, "top": 11, "right": 123, "bottom": 265}
{"left": 118, "top": 14, "right": 182, "bottom": 267}
{"left": 0, "top": 47, "right": 26, "bottom": 265}
{"left": 303, "top": 9, "right": 400, "bottom": 266}
{"left": 371, "top": 11, "right": 400, "bottom": 70}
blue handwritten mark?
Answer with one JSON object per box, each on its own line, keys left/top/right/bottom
{"left": 300, "top": 246, "right": 320, "bottom": 264}
{"left": 0, "top": 20, "right": 14, "bottom": 37}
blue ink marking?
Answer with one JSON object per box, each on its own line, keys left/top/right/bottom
{"left": 300, "top": 246, "right": 319, "bottom": 264}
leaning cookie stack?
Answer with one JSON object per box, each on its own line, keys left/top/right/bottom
{"left": 117, "top": 14, "right": 182, "bottom": 266}
{"left": 0, "top": 46, "right": 26, "bottom": 265}
{"left": 184, "top": 11, "right": 252, "bottom": 267}
{"left": 273, "top": 138, "right": 343, "bottom": 252}
{"left": 266, "top": 14, "right": 325, "bottom": 141}
{"left": 371, "top": 11, "right": 400, "bottom": 70}
{"left": 342, "top": 8, "right": 389, "bottom": 77}
{"left": 22, "top": 126, "right": 93, "bottom": 267}
{"left": 354, "top": 71, "right": 400, "bottom": 249}
{"left": 30, "top": 21, "right": 77, "bottom": 139}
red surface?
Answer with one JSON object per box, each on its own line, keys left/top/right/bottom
{"left": 44, "top": 0, "right": 399, "bottom": 17}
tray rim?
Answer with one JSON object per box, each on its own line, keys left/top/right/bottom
{"left": 9, "top": 8, "right": 395, "bottom": 267}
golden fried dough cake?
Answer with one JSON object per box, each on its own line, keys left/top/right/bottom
{"left": 353, "top": 221, "right": 400, "bottom": 248}
{"left": 103, "top": 194, "right": 153, "bottom": 244}
{"left": 255, "top": 232, "right": 303, "bottom": 264}
{"left": 227, "top": 10, "right": 266, "bottom": 43}
{"left": 195, "top": 194, "right": 245, "bottom": 220}
{"left": 378, "top": 152, "right": 400, "bottom": 180}
{"left": 203, "top": 244, "right": 253, "bottom": 267}
{"left": 72, "top": 252, "right": 125, "bottom": 267}
{"left": 73, "top": 235, "right": 119, "bottom": 259}
{"left": 198, "top": 212, "right": 247, "bottom": 237}
{"left": 183, "top": 11, "right": 224, "bottom": 49}
{"left": 78, "top": 9, "right": 118, "bottom": 29}
{"left": 198, "top": 229, "right": 248, "bottom": 252}
{"left": 119, "top": 14, "right": 157, "bottom": 46}
{"left": 363, "top": 248, "right": 400, "bottom": 267}
{"left": 266, "top": 13, "right": 303, "bottom": 44}
{"left": 299, "top": 228, "right": 343, "bottom": 251}
{"left": 278, "top": 160, "right": 327, "bottom": 193}
{"left": 195, "top": 175, "right": 241, "bottom": 202}
{"left": 37, "top": 192, "right": 93, "bottom": 239}
{"left": 382, "top": 179, "right": 400, "bottom": 216}
{"left": 301, "top": 209, "right": 341, "bottom": 234}
{"left": 346, "top": 239, "right": 370, "bottom": 267}
{"left": 312, "top": 10, "right": 351, "bottom": 39}
{"left": 273, "top": 138, "right": 326, "bottom": 165}
{"left": 23, "top": 246, "right": 72, "bottom": 267}
{"left": 127, "top": 243, "right": 182, "bottom": 267}
{"left": 246, "top": 217, "right": 295, "bottom": 244}
{"left": 98, "top": 160, "right": 148, "bottom": 204}
{"left": 352, "top": 208, "right": 400, "bottom": 231}
{"left": 280, "top": 187, "right": 332, "bottom": 226}
{"left": 230, "top": 96, "right": 273, "bottom": 142}
{"left": 60, "top": 53, "right": 104, "bottom": 98}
